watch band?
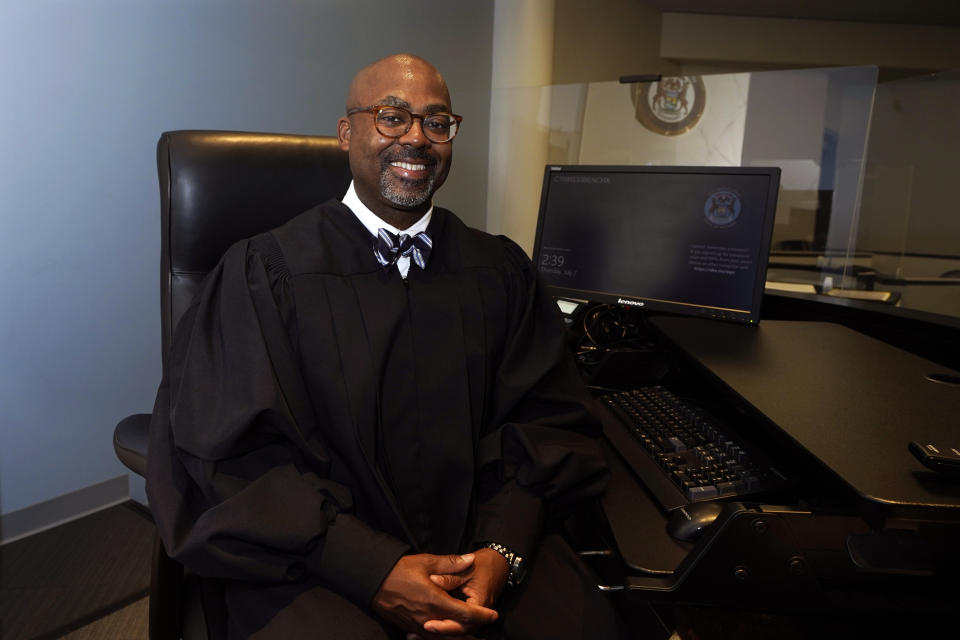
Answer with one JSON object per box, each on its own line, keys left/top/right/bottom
{"left": 479, "top": 541, "right": 526, "bottom": 586}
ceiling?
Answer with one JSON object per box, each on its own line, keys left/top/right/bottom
{"left": 645, "top": 0, "right": 960, "bottom": 26}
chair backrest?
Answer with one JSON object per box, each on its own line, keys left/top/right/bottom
{"left": 158, "top": 130, "right": 352, "bottom": 364}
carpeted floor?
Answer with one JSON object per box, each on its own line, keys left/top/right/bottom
{"left": 59, "top": 596, "right": 148, "bottom": 639}
{"left": 0, "top": 501, "right": 154, "bottom": 640}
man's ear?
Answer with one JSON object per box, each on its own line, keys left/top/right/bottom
{"left": 337, "top": 117, "right": 351, "bottom": 151}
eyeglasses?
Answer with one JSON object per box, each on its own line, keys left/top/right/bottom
{"left": 346, "top": 105, "right": 463, "bottom": 143}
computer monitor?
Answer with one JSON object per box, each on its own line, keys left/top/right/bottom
{"left": 532, "top": 165, "right": 781, "bottom": 324}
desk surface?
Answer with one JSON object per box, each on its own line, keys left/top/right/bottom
{"left": 652, "top": 317, "right": 960, "bottom": 511}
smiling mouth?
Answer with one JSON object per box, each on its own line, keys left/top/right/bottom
{"left": 390, "top": 161, "right": 428, "bottom": 171}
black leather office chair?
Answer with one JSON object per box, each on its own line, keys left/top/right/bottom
{"left": 114, "top": 129, "right": 352, "bottom": 639}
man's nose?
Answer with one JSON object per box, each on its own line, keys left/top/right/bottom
{"left": 398, "top": 117, "right": 429, "bottom": 146}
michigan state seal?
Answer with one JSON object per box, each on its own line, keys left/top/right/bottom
{"left": 704, "top": 188, "right": 741, "bottom": 228}
{"left": 631, "top": 75, "right": 706, "bottom": 136}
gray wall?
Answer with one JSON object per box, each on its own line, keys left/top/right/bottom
{"left": 0, "top": 0, "right": 493, "bottom": 517}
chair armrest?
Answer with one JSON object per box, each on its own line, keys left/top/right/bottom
{"left": 114, "top": 413, "right": 150, "bottom": 477}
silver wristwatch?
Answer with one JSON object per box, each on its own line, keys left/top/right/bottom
{"left": 479, "top": 541, "right": 527, "bottom": 586}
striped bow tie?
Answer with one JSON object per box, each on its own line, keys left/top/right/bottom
{"left": 373, "top": 229, "right": 433, "bottom": 271}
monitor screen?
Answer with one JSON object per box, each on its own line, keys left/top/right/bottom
{"left": 532, "top": 165, "right": 781, "bottom": 324}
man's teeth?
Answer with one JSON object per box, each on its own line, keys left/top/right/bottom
{"left": 391, "top": 161, "right": 427, "bottom": 171}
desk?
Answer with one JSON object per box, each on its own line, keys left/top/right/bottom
{"left": 598, "top": 318, "right": 960, "bottom": 618}
{"left": 651, "top": 317, "right": 960, "bottom": 512}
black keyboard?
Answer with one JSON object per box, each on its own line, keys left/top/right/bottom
{"left": 600, "top": 386, "right": 789, "bottom": 511}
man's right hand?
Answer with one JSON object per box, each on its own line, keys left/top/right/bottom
{"left": 372, "top": 553, "right": 499, "bottom": 636}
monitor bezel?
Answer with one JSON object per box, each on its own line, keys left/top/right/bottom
{"left": 531, "top": 164, "right": 781, "bottom": 325}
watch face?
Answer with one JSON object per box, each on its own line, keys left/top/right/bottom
{"left": 511, "top": 556, "right": 527, "bottom": 584}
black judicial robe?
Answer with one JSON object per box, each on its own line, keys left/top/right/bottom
{"left": 146, "top": 200, "right": 608, "bottom": 633}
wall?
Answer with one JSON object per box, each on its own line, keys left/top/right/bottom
{"left": 659, "top": 12, "right": 960, "bottom": 73}
{"left": 486, "top": 0, "right": 556, "bottom": 246}
{"left": 552, "top": 0, "right": 679, "bottom": 83}
{"left": 0, "top": 0, "right": 493, "bottom": 529}
{"left": 553, "top": 3, "right": 960, "bottom": 89}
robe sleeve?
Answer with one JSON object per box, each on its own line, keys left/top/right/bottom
{"left": 470, "top": 239, "right": 609, "bottom": 558}
{"left": 145, "top": 239, "right": 409, "bottom": 609}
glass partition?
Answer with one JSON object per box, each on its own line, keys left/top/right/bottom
{"left": 856, "top": 70, "right": 960, "bottom": 319}
{"left": 488, "top": 66, "right": 960, "bottom": 322}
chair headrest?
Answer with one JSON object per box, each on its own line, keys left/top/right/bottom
{"left": 158, "top": 129, "right": 352, "bottom": 358}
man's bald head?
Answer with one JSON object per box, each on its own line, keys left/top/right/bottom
{"left": 345, "top": 54, "right": 451, "bottom": 112}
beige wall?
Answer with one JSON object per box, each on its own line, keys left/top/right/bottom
{"left": 552, "top": 2, "right": 960, "bottom": 82}
{"left": 552, "top": 0, "right": 679, "bottom": 83}
{"left": 660, "top": 13, "right": 960, "bottom": 73}
{"left": 487, "top": 0, "right": 557, "bottom": 245}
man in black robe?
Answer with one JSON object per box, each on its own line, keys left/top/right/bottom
{"left": 147, "top": 53, "right": 629, "bottom": 639}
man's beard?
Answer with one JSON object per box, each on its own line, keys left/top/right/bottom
{"left": 379, "top": 150, "right": 437, "bottom": 208}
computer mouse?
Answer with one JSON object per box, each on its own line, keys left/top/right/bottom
{"left": 666, "top": 501, "right": 725, "bottom": 541}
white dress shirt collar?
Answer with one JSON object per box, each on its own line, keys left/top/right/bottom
{"left": 342, "top": 181, "right": 433, "bottom": 239}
